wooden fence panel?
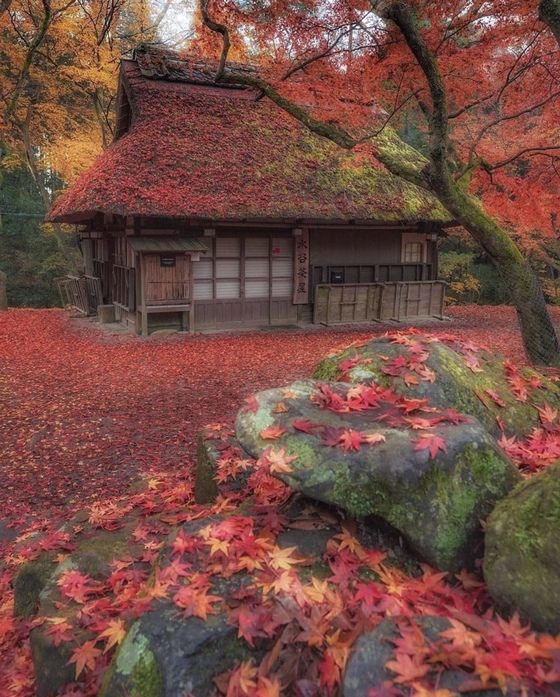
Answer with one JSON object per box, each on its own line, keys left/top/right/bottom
{"left": 314, "top": 282, "right": 446, "bottom": 325}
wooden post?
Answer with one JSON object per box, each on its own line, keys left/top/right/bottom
{"left": 0, "top": 271, "right": 7, "bottom": 311}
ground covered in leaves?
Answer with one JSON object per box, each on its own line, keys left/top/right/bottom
{"left": 1, "top": 306, "right": 560, "bottom": 697}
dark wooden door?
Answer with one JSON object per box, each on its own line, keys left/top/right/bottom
{"left": 143, "top": 253, "right": 191, "bottom": 306}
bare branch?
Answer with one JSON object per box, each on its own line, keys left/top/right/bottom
{"left": 200, "top": 0, "right": 230, "bottom": 81}
{"left": 487, "top": 146, "right": 560, "bottom": 170}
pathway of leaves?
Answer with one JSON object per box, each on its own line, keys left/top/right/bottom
{"left": 1, "top": 307, "right": 560, "bottom": 697}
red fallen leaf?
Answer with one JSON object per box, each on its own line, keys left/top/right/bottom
{"left": 260, "top": 424, "right": 287, "bottom": 440}
{"left": 321, "top": 427, "right": 344, "bottom": 447}
{"left": 536, "top": 402, "right": 558, "bottom": 424}
{"left": 485, "top": 389, "right": 506, "bottom": 408}
{"left": 172, "top": 585, "right": 221, "bottom": 620}
{"left": 68, "top": 639, "right": 102, "bottom": 678}
{"left": 57, "top": 569, "right": 96, "bottom": 604}
{"left": 43, "top": 617, "right": 73, "bottom": 646}
{"left": 292, "top": 419, "right": 317, "bottom": 434}
{"left": 338, "top": 429, "right": 365, "bottom": 451}
{"left": 414, "top": 432, "right": 447, "bottom": 459}
{"left": 403, "top": 373, "right": 419, "bottom": 387}
{"left": 243, "top": 395, "right": 260, "bottom": 414}
{"left": 338, "top": 354, "right": 360, "bottom": 374}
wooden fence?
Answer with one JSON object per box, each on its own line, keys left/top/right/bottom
{"left": 313, "top": 281, "right": 446, "bottom": 325}
{"left": 56, "top": 275, "right": 103, "bottom": 316}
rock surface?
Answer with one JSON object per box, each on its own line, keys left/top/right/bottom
{"left": 100, "top": 603, "right": 251, "bottom": 697}
{"left": 343, "top": 616, "right": 505, "bottom": 697}
{"left": 14, "top": 517, "right": 143, "bottom": 697}
{"left": 484, "top": 461, "right": 560, "bottom": 633}
{"left": 313, "top": 334, "right": 560, "bottom": 438}
{"left": 236, "top": 380, "right": 520, "bottom": 570}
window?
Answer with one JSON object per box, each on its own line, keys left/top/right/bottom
{"left": 192, "top": 235, "right": 294, "bottom": 302}
{"left": 271, "top": 238, "right": 293, "bottom": 298}
{"left": 216, "top": 238, "right": 240, "bottom": 299}
{"left": 403, "top": 242, "right": 423, "bottom": 263}
{"left": 245, "top": 237, "right": 270, "bottom": 299}
{"left": 401, "top": 233, "right": 426, "bottom": 264}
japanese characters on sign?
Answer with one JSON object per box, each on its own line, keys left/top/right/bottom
{"left": 293, "top": 229, "right": 309, "bottom": 304}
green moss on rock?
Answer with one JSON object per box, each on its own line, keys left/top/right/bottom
{"left": 484, "top": 462, "right": 560, "bottom": 633}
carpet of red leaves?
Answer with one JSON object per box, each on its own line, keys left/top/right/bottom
{"left": 1, "top": 305, "right": 557, "bottom": 530}
{"left": 1, "top": 306, "right": 560, "bottom": 697}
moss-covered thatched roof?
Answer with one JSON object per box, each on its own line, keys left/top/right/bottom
{"left": 48, "top": 47, "right": 449, "bottom": 225}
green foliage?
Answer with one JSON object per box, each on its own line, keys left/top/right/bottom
{"left": 439, "top": 236, "right": 511, "bottom": 305}
{"left": 0, "top": 164, "right": 79, "bottom": 307}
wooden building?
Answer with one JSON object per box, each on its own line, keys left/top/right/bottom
{"left": 48, "top": 45, "right": 450, "bottom": 335}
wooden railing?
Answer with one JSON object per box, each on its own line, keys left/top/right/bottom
{"left": 56, "top": 275, "right": 103, "bottom": 316}
{"left": 313, "top": 281, "right": 446, "bottom": 325}
{"left": 112, "top": 265, "right": 136, "bottom": 311}
{"left": 93, "top": 259, "right": 109, "bottom": 301}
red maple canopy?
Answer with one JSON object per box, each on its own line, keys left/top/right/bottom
{"left": 47, "top": 45, "right": 448, "bottom": 226}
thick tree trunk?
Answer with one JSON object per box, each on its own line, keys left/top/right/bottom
{"left": 431, "top": 173, "right": 560, "bottom": 365}
{"left": 539, "top": 0, "right": 560, "bottom": 47}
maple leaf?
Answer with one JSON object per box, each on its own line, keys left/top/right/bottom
{"left": 385, "top": 653, "right": 430, "bottom": 683}
{"left": 292, "top": 418, "right": 317, "bottom": 433}
{"left": 98, "top": 618, "right": 127, "bottom": 652}
{"left": 362, "top": 432, "right": 386, "bottom": 445}
{"left": 57, "top": 569, "right": 93, "bottom": 604}
{"left": 272, "top": 401, "right": 289, "bottom": 414}
{"left": 259, "top": 424, "right": 287, "bottom": 440}
{"left": 172, "top": 585, "right": 221, "bottom": 620}
{"left": 68, "top": 640, "right": 102, "bottom": 678}
{"left": 43, "top": 616, "right": 73, "bottom": 646}
{"left": 261, "top": 447, "right": 298, "bottom": 474}
{"left": 267, "top": 545, "right": 305, "bottom": 570}
{"left": 226, "top": 660, "right": 258, "bottom": 695}
{"left": 485, "top": 389, "right": 506, "bottom": 408}
{"left": 338, "top": 429, "right": 365, "bottom": 452}
{"left": 537, "top": 402, "right": 558, "bottom": 424}
{"left": 403, "top": 372, "right": 419, "bottom": 387}
{"left": 414, "top": 432, "right": 447, "bottom": 459}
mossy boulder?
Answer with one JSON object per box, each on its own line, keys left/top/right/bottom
{"left": 236, "top": 380, "right": 520, "bottom": 571}
{"left": 100, "top": 603, "right": 252, "bottom": 697}
{"left": 195, "top": 425, "right": 255, "bottom": 504}
{"left": 484, "top": 462, "right": 560, "bottom": 633}
{"left": 23, "top": 520, "right": 143, "bottom": 697}
{"left": 343, "top": 616, "right": 505, "bottom": 697}
{"left": 313, "top": 334, "right": 560, "bottom": 438}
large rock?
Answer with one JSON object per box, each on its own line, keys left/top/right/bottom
{"left": 313, "top": 334, "right": 560, "bottom": 438}
{"left": 236, "top": 380, "right": 520, "bottom": 571}
{"left": 484, "top": 462, "right": 560, "bottom": 633}
{"left": 100, "top": 602, "right": 252, "bottom": 697}
{"left": 16, "top": 518, "right": 143, "bottom": 697}
{"left": 343, "top": 616, "right": 504, "bottom": 697}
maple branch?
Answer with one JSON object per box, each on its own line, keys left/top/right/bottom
{"left": 379, "top": 1, "right": 448, "bottom": 172}
{"left": 467, "top": 88, "right": 560, "bottom": 164}
{"left": 200, "top": 0, "right": 230, "bottom": 81}
{"left": 199, "top": 0, "right": 431, "bottom": 187}
{"left": 540, "top": 0, "right": 560, "bottom": 48}
{"left": 486, "top": 146, "right": 560, "bottom": 171}
{"left": 282, "top": 24, "right": 357, "bottom": 80}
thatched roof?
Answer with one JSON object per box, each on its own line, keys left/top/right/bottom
{"left": 47, "top": 45, "right": 449, "bottom": 226}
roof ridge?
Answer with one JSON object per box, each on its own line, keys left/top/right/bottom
{"left": 132, "top": 43, "right": 257, "bottom": 88}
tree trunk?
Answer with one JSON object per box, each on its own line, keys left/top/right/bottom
{"left": 431, "top": 173, "right": 560, "bottom": 366}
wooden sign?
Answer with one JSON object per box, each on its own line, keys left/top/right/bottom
{"left": 160, "top": 255, "right": 176, "bottom": 267}
{"left": 292, "top": 229, "right": 310, "bottom": 304}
